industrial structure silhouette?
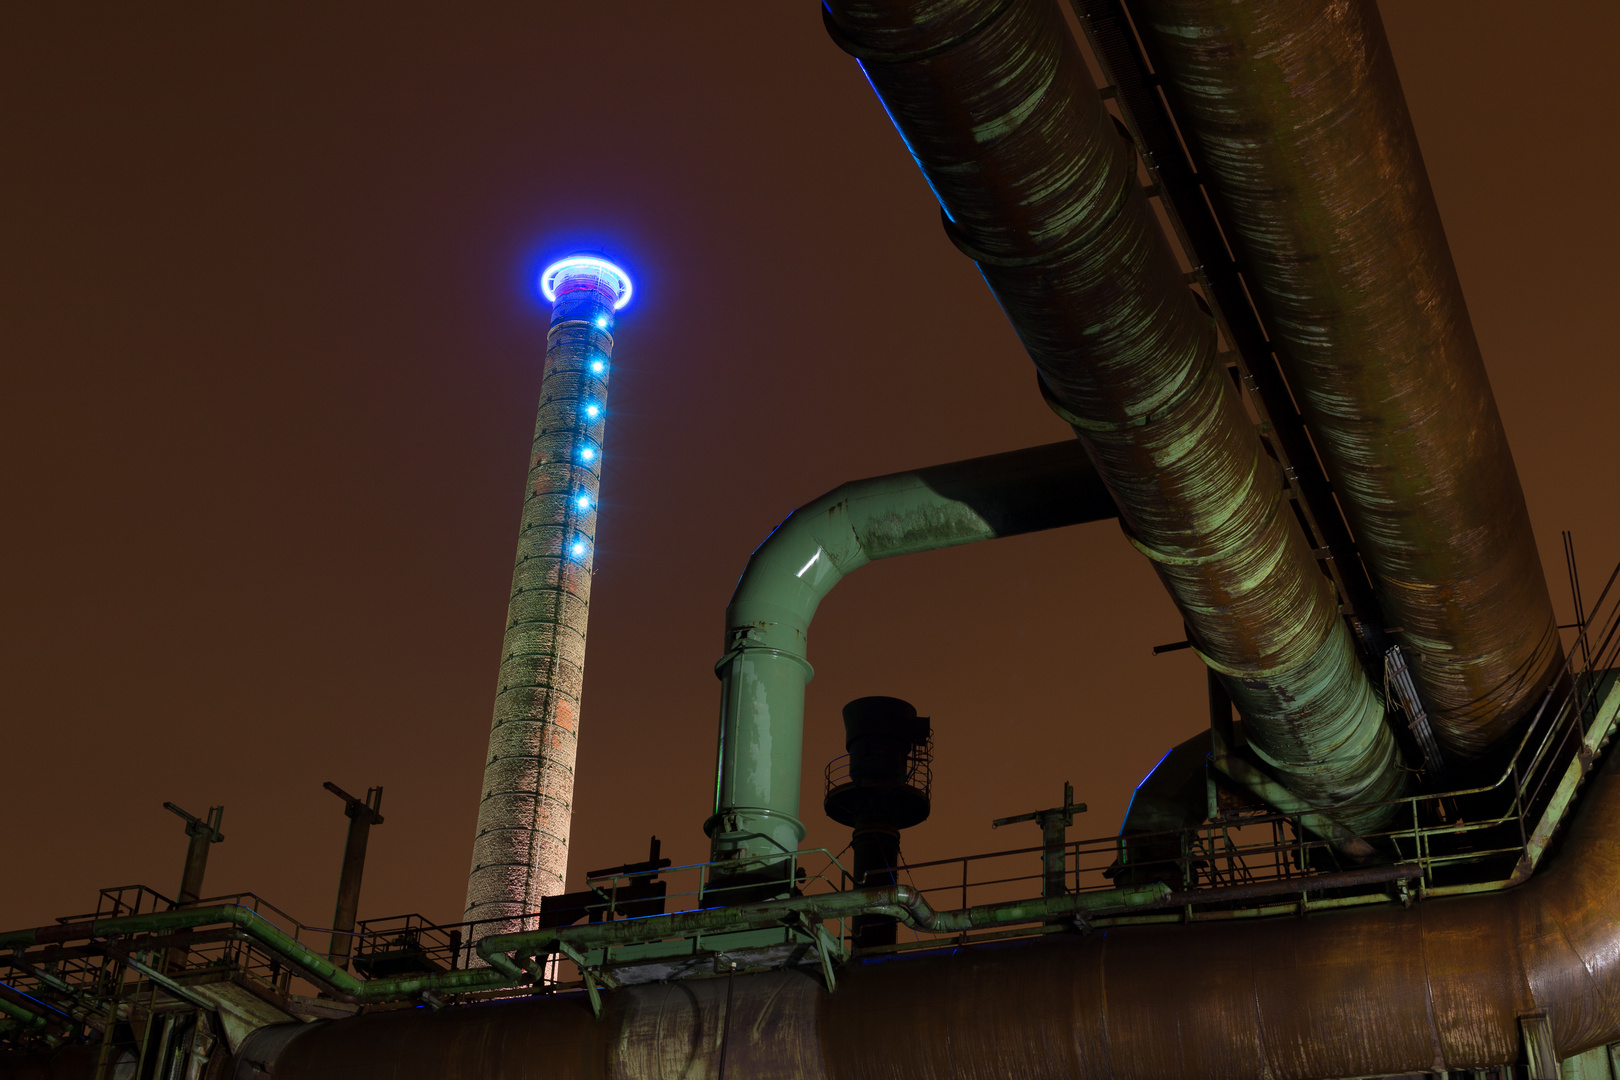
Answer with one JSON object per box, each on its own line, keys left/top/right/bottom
{"left": 5, "top": 2, "right": 1619, "bottom": 1079}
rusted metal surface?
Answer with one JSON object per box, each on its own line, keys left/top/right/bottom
{"left": 240, "top": 971, "right": 826, "bottom": 1080}
{"left": 1127, "top": 0, "right": 1562, "bottom": 761}
{"left": 830, "top": 739, "right": 1620, "bottom": 1077}
{"left": 236, "top": 998, "right": 595, "bottom": 1080}
{"left": 464, "top": 264, "right": 625, "bottom": 934}
{"left": 236, "top": 745, "right": 1620, "bottom": 1078}
{"left": 825, "top": 0, "right": 1403, "bottom": 825}
{"left": 1070, "top": 0, "right": 1388, "bottom": 651}
{"left": 610, "top": 972, "right": 826, "bottom": 1080}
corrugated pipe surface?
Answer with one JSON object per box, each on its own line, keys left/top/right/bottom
{"left": 1127, "top": 0, "right": 1561, "bottom": 760}
{"left": 244, "top": 724, "right": 1620, "bottom": 1079}
{"left": 823, "top": 0, "right": 1402, "bottom": 823}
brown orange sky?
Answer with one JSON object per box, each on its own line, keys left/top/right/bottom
{"left": 3, "top": 3, "right": 1616, "bottom": 936}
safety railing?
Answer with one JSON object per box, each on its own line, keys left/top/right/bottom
{"left": 6, "top": 564, "right": 1616, "bottom": 1047}
{"left": 887, "top": 558, "right": 1620, "bottom": 932}
{"left": 823, "top": 740, "right": 934, "bottom": 799}
{"left": 341, "top": 847, "right": 856, "bottom": 977}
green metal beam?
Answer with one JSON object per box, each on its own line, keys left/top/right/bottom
{"left": 1510, "top": 672, "right": 1620, "bottom": 884}
{"left": 0, "top": 995, "right": 48, "bottom": 1031}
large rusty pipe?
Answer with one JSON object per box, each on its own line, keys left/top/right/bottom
{"left": 1125, "top": 0, "right": 1562, "bottom": 761}
{"left": 242, "top": 693, "right": 1620, "bottom": 1079}
{"left": 823, "top": 0, "right": 1402, "bottom": 824}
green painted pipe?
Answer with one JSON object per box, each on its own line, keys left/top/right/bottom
{"left": 0, "top": 993, "right": 48, "bottom": 1030}
{"left": 0, "top": 877, "right": 1166, "bottom": 1010}
{"left": 0, "top": 907, "right": 507, "bottom": 1005}
{"left": 1208, "top": 726, "right": 1375, "bottom": 860}
{"left": 0, "top": 907, "right": 363, "bottom": 995}
{"left": 705, "top": 440, "right": 1117, "bottom": 871}
{"left": 476, "top": 879, "right": 1171, "bottom": 967}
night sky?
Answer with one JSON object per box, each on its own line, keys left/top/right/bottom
{"left": 5, "top": 4, "right": 1617, "bottom": 936}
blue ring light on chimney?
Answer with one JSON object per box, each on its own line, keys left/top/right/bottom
{"left": 540, "top": 256, "right": 633, "bottom": 310}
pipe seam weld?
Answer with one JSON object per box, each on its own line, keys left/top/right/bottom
{"left": 713, "top": 643, "right": 816, "bottom": 680}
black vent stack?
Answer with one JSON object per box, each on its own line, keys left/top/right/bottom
{"left": 823, "top": 696, "right": 932, "bottom": 948}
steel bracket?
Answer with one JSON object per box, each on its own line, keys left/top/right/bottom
{"left": 812, "top": 924, "right": 842, "bottom": 994}
{"left": 555, "top": 942, "right": 603, "bottom": 1020}
{"left": 1520, "top": 1012, "right": 1560, "bottom": 1080}
{"left": 782, "top": 913, "right": 845, "bottom": 993}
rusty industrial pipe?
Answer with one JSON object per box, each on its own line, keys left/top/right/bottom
{"left": 1124, "top": 0, "right": 1562, "bottom": 762}
{"left": 822, "top": 0, "right": 1403, "bottom": 825}
{"left": 238, "top": 709, "right": 1620, "bottom": 1078}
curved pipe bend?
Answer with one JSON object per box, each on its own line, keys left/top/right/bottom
{"left": 706, "top": 439, "right": 1117, "bottom": 867}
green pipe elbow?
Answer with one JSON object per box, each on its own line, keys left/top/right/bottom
{"left": 707, "top": 441, "right": 1117, "bottom": 870}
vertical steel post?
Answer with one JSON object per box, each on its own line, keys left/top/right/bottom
{"left": 992, "top": 783, "right": 1086, "bottom": 901}
{"left": 324, "top": 782, "right": 384, "bottom": 969}
{"left": 162, "top": 803, "right": 224, "bottom": 906}
{"left": 464, "top": 255, "right": 632, "bottom": 937}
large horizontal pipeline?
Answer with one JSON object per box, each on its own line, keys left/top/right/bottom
{"left": 823, "top": 0, "right": 1404, "bottom": 827}
{"left": 236, "top": 700, "right": 1620, "bottom": 1080}
{"left": 1126, "top": 0, "right": 1561, "bottom": 760}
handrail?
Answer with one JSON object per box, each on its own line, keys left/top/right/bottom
{"left": 6, "top": 565, "right": 1612, "bottom": 1047}
{"left": 0, "top": 879, "right": 1174, "bottom": 1009}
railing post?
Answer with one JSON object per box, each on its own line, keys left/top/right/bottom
{"left": 1412, "top": 798, "right": 1421, "bottom": 871}
{"left": 1513, "top": 761, "right": 1529, "bottom": 853}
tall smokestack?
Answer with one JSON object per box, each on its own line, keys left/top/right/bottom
{"left": 463, "top": 254, "right": 632, "bottom": 936}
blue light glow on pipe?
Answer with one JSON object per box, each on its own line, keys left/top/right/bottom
{"left": 540, "top": 256, "right": 633, "bottom": 310}
{"left": 585, "top": 404, "right": 600, "bottom": 419}
{"left": 591, "top": 360, "right": 605, "bottom": 374}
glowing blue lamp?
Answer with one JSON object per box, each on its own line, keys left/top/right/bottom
{"left": 540, "top": 256, "right": 633, "bottom": 310}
